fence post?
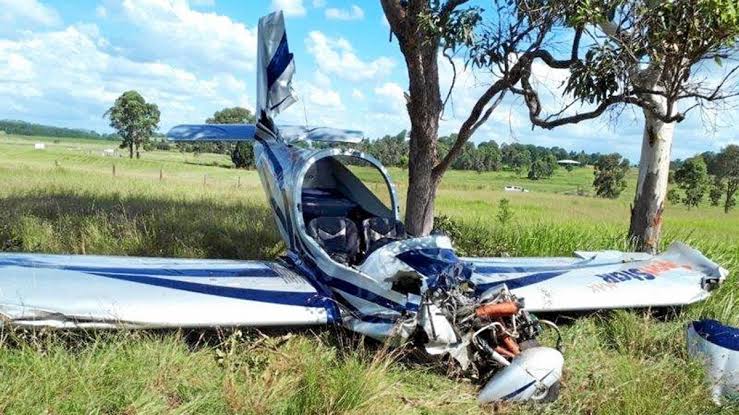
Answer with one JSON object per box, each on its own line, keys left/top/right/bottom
{"left": 237, "top": 176, "right": 241, "bottom": 188}
{"left": 203, "top": 174, "right": 207, "bottom": 186}
{"left": 159, "top": 168, "right": 163, "bottom": 181}
{"left": 112, "top": 163, "right": 116, "bottom": 177}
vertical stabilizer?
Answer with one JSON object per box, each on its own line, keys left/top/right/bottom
{"left": 256, "top": 11, "right": 297, "bottom": 119}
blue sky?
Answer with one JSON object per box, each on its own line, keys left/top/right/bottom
{"left": 1, "top": 0, "right": 736, "bottom": 161}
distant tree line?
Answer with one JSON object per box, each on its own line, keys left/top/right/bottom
{"left": 353, "top": 130, "right": 608, "bottom": 177}
{"left": 0, "top": 120, "right": 120, "bottom": 141}
{"left": 668, "top": 145, "right": 739, "bottom": 213}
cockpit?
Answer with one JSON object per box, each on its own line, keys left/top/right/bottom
{"left": 299, "top": 154, "right": 406, "bottom": 266}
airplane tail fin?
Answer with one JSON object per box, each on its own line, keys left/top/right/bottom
{"left": 257, "top": 11, "right": 297, "bottom": 119}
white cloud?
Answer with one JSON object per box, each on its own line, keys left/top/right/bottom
{"left": 351, "top": 88, "right": 365, "bottom": 100}
{"left": 374, "top": 82, "right": 406, "bottom": 113}
{"left": 271, "top": 0, "right": 306, "bottom": 17}
{"left": 111, "top": 0, "right": 257, "bottom": 74}
{"left": 305, "top": 31, "right": 394, "bottom": 82}
{"left": 0, "top": 25, "right": 252, "bottom": 131}
{"left": 304, "top": 84, "right": 343, "bottom": 108}
{"left": 0, "top": 0, "right": 61, "bottom": 34}
{"left": 95, "top": 5, "right": 107, "bottom": 18}
{"left": 312, "top": 0, "right": 326, "bottom": 8}
{"left": 325, "top": 5, "right": 364, "bottom": 21}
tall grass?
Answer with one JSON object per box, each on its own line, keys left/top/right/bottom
{"left": 0, "top": 134, "right": 737, "bottom": 414}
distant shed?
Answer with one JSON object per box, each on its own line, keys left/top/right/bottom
{"left": 557, "top": 159, "right": 580, "bottom": 165}
{"left": 34, "top": 143, "right": 46, "bottom": 150}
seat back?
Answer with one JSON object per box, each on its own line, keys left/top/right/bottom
{"left": 362, "top": 217, "right": 405, "bottom": 254}
{"left": 307, "top": 217, "right": 359, "bottom": 264}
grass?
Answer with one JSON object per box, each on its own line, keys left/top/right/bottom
{"left": 0, "top": 133, "right": 737, "bottom": 414}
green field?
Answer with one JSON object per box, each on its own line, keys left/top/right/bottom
{"left": 0, "top": 133, "right": 737, "bottom": 414}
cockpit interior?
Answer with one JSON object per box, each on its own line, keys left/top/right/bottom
{"left": 300, "top": 155, "right": 406, "bottom": 265}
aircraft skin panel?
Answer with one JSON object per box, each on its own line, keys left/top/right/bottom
{"left": 167, "top": 124, "right": 257, "bottom": 142}
{"left": 0, "top": 253, "right": 334, "bottom": 328}
{"left": 467, "top": 242, "right": 727, "bottom": 312}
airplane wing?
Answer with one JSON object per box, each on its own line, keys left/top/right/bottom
{"left": 166, "top": 124, "right": 257, "bottom": 142}
{"left": 165, "top": 124, "right": 363, "bottom": 143}
{"left": 465, "top": 242, "right": 728, "bottom": 313}
{"left": 0, "top": 253, "right": 337, "bottom": 328}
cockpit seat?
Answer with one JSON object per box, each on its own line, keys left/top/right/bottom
{"left": 307, "top": 216, "right": 359, "bottom": 264}
{"left": 362, "top": 217, "right": 405, "bottom": 255}
{"left": 301, "top": 189, "right": 357, "bottom": 219}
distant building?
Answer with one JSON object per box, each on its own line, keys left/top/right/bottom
{"left": 34, "top": 143, "right": 46, "bottom": 150}
{"left": 557, "top": 159, "right": 580, "bottom": 166}
{"left": 504, "top": 185, "right": 529, "bottom": 192}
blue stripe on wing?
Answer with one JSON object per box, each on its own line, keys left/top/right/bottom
{"left": 88, "top": 272, "right": 323, "bottom": 307}
{"left": 475, "top": 271, "right": 568, "bottom": 292}
{"left": 0, "top": 257, "right": 278, "bottom": 278}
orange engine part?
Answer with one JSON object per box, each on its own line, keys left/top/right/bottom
{"left": 495, "top": 346, "right": 516, "bottom": 358}
{"left": 475, "top": 301, "right": 519, "bottom": 319}
{"left": 501, "top": 336, "right": 520, "bottom": 355}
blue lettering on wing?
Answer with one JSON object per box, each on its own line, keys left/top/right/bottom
{"left": 595, "top": 268, "right": 657, "bottom": 284}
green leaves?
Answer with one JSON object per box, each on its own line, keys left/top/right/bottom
{"left": 565, "top": 44, "right": 625, "bottom": 104}
{"left": 420, "top": 4, "right": 483, "bottom": 51}
{"left": 593, "top": 153, "right": 630, "bottom": 198}
{"left": 104, "top": 91, "right": 160, "bottom": 159}
{"left": 674, "top": 156, "right": 709, "bottom": 209}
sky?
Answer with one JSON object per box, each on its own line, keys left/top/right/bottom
{"left": 0, "top": 0, "right": 737, "bottom": 161}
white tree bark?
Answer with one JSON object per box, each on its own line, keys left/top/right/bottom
{"left": 628, "top": 93, "right": 676, "bottom": 254}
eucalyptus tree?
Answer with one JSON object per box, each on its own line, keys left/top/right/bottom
{"left": 509, "top": 0, "right": 739, "bottom": 252}
{"left": 105, "top": 91, "right": 160, "bottom": 159}
{"left": 380, "top": 0, "right": 568, "bottom": 235}
{"left": 715, "top": 144, "right": 739, "bottom": 213}
{"left": 674, "top": 156, "right": 709, "bottom": 209}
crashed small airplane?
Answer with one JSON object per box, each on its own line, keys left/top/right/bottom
{"left": 0, "top": 11, "right": 729, "bottom": 403}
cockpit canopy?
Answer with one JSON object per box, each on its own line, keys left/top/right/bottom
{"left": 299, "top": 155, "right": 405, "bottom": 265}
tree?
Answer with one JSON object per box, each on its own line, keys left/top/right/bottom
{"left": 206, "top": 107, "right": 256, "bottom": 169}
{"left": 667, "top": 188, "right": 682, "bottom": 205}
{"left": 511, "top": 150, "right": 532, "bottom": 176}
{"left": 674, "top": 156, "right": 708, "bottom": 209}
{"left": 527, "top": 160, "right": 547, "bottom": 180}
{"left": 593, "top": 154, "right": 630, "bottom": 199}
{"left": 105, "top": 91, "right": 160, "bottom": 159}
{"left": 709, "top": 176, "right": 725, "bottom": 206}
{"left": 380, "top": 0, "right": 568, "bottom": 235}
{"left": 715, "top": 144, "right": 739, "bottom": 213}
{"left": 510, "top": 0, "right": 739, "bottom": 252}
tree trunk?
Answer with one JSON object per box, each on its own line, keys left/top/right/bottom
{"left": 628, "top": 101, "right": 675, "bottom": 254}
{"left": 135, "top": 142, "right": 140, "bottom": 159}
{"left": 128, "top": 142, "right": 133, "bottom": 159}
{"left": 378, "top": 1, "right": 447, "bottom": 236}
{"left": 405, "top": 136, "right": 439, "bottom": 236}
{"left": 402, "top": 44, "right": 442, "bottom": 236}
{"left": 726, "top": 180, "right": 738, "bottom": 213}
